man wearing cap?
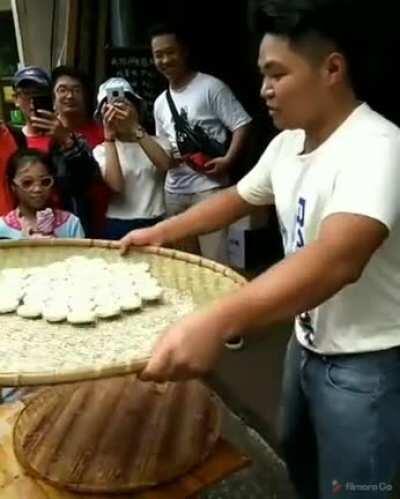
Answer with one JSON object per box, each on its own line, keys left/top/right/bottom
{"left": 8, "top": 66, "right": 100, "bottom": 236}
{"left": 13, "top": 66, "right": 72, "bottom": 152}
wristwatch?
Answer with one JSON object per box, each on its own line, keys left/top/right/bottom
{"left": 134, "top": 125, "right": 145, "bottom": 141}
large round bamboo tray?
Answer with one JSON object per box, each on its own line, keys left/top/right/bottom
{"left": 0, "top": 239, "right": 246, "bottom": 387}
{"left": 13, "top": 375, "right": 222, "bottom": 493}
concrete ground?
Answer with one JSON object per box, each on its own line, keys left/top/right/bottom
{"left": 199, "top": 321, "right": 296, "bottom": 499}
{"left": 200, "top": 408, "right": 296, "bottom": 499}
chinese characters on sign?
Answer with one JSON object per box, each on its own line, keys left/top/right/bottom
{"left": 106, "top": 48, "right": 165, "bottom": 131}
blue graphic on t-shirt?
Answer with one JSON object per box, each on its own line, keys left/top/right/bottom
{"left": 296, "top": 197, "right": 306, "bottom": 248}
{"left": 294, "top": 197, "right": 315, "bottom": 345}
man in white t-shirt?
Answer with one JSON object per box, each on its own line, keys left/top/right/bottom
{"left": 122, "top": 2, "right": 400, "bottom": 497}
{"left": 150, "top": 23, "right": 252, "bottom": 263}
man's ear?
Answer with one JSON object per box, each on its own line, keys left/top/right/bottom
{"left": 323, "top": 52, "right": 348, "bottom": 87}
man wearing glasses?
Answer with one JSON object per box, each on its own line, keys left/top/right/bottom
{"left": 51, "top": 66, "right": 107, "bottom": 237}
{"left": 51, "top": 66, "right": 104, "bottom": 150}
{"left": 6, "top": 66, "right": 100, "bottom": 236}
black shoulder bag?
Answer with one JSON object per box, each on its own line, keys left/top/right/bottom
{"left": 166, "top": 89, "right": 227, "bottom": 158}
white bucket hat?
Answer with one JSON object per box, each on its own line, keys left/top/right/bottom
{"left": 95, "top": 77, "right": 143, "bottom": 118}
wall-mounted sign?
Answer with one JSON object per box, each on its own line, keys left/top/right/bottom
{"left": 105, "top": 47, "right": 165, "bottom": 131}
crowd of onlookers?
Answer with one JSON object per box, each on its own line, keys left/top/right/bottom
{"left": 0, "top": 23, "right": 252, "bottom": 264}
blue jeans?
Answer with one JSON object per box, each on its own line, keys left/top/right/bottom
{"left": 102, "top": 215, "right": 164, "bottom": 240}
{"left": 280, "top": 335, "right": 400, "bottom": 499}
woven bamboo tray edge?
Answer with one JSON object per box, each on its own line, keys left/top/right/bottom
{"left": 0, "top": 359, "right": 148, "bottom": 387}
{"left": 0, "top": 239, "right": 247, "bottom": 286}
{"left": 12, "top": 379, "right": 223, "bottom": 493}
{"left": 0, "top": 240, "right": 247, "bottom": 387}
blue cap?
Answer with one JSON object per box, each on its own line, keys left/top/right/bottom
{"left": 14, "top": 66, "right": 51, "bottom": 88}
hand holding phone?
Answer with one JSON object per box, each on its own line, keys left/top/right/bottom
{"left": 182, "top": 152, "right": 213, "bottom": 172}
{"left": 30, "top": 97, "right": 71, "bottom": 145}
{"left": 32, "top": 94, "right": 54, "bottom": 114}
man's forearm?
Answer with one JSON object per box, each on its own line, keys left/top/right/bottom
{"left": 225, "top": 123, "right": 251, "bottom": 164}
{"left": 159, "top": 187, "right": 255, "bottom": 243}
{"left": 209, "top": 240, "right": 362, "bottom": 339}
{"left": 213, "top": 212, "right": 389, "bottom": 339}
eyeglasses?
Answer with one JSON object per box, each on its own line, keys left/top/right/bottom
{"left": 55, "top": 85, "right": 83, "bottom": 97}
{"left": 13, "top": 176, "right": 54, "bottom": 191}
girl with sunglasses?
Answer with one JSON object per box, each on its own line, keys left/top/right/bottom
{"left": 0, "top": 149, "right": 84, "bottom": 239}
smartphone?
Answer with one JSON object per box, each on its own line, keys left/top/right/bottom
{"left": 33, "top": 94, "right": 54, "bottom": 114}
{"left": 106, "top": 86, "right": 125, "bottom": 104}
{"left": 187, "top": 152, "right": 213, "bottom": 171}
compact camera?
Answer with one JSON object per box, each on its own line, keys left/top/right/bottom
{"left": 106, "top": 86, "right": 125, "bottom": 104}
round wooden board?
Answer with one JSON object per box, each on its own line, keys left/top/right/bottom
{"left": 13, "top": 375, "right": 222, "bottom": 494}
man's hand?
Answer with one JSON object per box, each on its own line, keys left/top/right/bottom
{"left": 119, "top": 225, "right": 166, "bottom": 255}
{"left": 30, "top": 110, "right": 71, "bottom": 145}
{"left": 140, "top": 310, "right": 226, "bottom": 382}
{"left": 203, "top": 156, "right": 232, "bottom": 177}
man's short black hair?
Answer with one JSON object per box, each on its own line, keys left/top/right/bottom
{"left": 51, "top": 65, "right": 90, "bottom": 92}
{"left": 254, "top": 0, "right": 378, "bottom": 95}
{"left": 255, "top": 0, "right": 356, "bottom": 56}
{"left": 148, "top": 22, "right": 189, "bottom": 46}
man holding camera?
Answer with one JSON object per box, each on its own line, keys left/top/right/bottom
{"left": 150, "top": 24, "right": 252, "bottom": 264}
{"left": 8, "top": 66, "right": 100, "bottom": 235}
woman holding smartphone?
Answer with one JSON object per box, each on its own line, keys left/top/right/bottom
{"left": 93, "top": 78, "right": 173, "bottom": 239}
